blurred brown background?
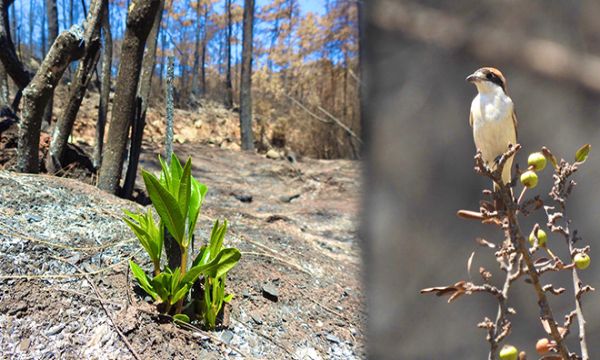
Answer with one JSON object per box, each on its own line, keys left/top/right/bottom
{"left": 362, "top": 1, "right": 600, "bottom": 358}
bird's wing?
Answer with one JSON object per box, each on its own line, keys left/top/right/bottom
{"left": 512, "top": 109, "right": 518, "bottom": 140}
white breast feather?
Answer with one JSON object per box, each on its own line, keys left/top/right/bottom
{"left": 471, "top": 91, "right": 516, "bottom": 184}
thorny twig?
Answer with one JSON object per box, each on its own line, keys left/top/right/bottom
{"left": 543, "top": 154, "right": 594, "bottom": 360}
{"left": 476, "top": 145, "right": 571, "bottom": 359}
{"left": 423, "top": 144, "right": 594, "bottom": 359}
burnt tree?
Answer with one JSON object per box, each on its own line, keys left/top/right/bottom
{"left": 17, "top": 29, "right": 85, "bottom": 173}
{"left": 48, "top": 0, "right": 105, "bottom": 171}
{"left": 42, "top": 0, "right": 59, "bottom": 126}
{"left": 138, "top": 0, "right": 164, "bottom": 114}
{"left": 97, "top": 0, "right": 160, "bottom": 194}
{"left": 0, "top": 0, "right": 32, "bottom": 109}
{"left": 0, "top": 61, "right": 8, "bottom": 107}
{"left": 93, "top": 4, "right": 112, "bottom": 169}
{"left": 239, "top": 0, "right": 255, "bottom": 151}
{"left": 224, "top": 0, "right": 233, "bottom": 108}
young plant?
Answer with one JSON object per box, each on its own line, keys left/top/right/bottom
{"left": 126, "top": 154, "right": 241, "bottom": 327}
{"left": 422, "top": 144, "right": 594, "bottom": 359}
{"left": 194, "top": 220, "right": 236, "bottom": 329}
{"left": 123, "top": 208, "right": 164, "bottom": 276}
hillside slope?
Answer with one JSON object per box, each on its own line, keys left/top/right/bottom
{"left": 0, "top": 143, "right": 364, "bottom": 359}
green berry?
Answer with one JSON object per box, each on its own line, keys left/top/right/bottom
{"left": 528, "top": 152, "right": 547, "bottom": 171}
{"left": 529, "top": 229, "right": 547, "bottom": 247}
{"left": 574, "top": 253, "right": 591, "bottom": 270}
{"left": 499, "top": 345, "right": 518, "bottom": 360}
{"left": 520, "top": 170, "right": 538, "bottom": 188}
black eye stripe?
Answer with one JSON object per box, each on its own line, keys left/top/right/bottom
{"left": 485, "top": 72, "right": 505, "bottom": 90}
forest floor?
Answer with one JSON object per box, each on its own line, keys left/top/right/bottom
{"left": 0, "top": 89, "right": 365, "bottom": 359}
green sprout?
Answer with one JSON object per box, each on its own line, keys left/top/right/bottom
{"left": 125, "top": 154, "right": 241, "bottom": 327}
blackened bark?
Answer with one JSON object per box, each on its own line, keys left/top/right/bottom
{"left": 0, "top": 61, "right": 8, "bottom": 107}
{"left": 138, "top": 0, "right": 164, "bottom": 114}
{"left": 17, "top": 30, "right": 84, "bottom": 173}
{"left": 93, "top": 4, "right": 112, "bottom": 169}
{"left": 43, "top": 0, "right": 59, "bottom": 126}
{"left": 97, "top": 0, "right": 160, "bottom": 194}
{"left": 239, "top": 0, "right": 255, "bottom": 151}
{"left": 224, "top": 0, "right": 233, "bottom": 108}
{"left": 48, "top": 0, "right": 105, "bottom": 171}
{"left": 0, "top": 0, "right": 32, "bottom": 93}
{"left": 121, "top": 97, "right": 144, "bottom": 199}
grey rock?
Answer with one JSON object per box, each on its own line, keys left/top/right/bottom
{"left": 221, "top": 330, "right": 234, "bottom": 345}
{"left": 262, "top": 284, "right": 279, "bottom": 302}
{"left": 45, "top": 324, "right": 66, "bottom": 336}
{"left": 326, "top": 333, "right": 340, "bottom": 344}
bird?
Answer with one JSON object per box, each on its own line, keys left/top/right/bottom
{"left": 466, "top": 67, "right": 518, "bottom": 194}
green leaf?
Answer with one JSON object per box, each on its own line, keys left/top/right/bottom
{"left": 129, "top": 261, "right": 158, "bottom": 300}
{"left": 211, "top": 248, "right": 241, "bottom": 279}
{"left": 173, "top": 313, "right": 190, "bottom": 324}
{"left": 575, "top": 144, "right": 591, "bottom": 163}
{"left": 170, "top": 267, "right": 181, "bottom": 297}
{"left": 178, "top": 158, "right": 192, "bottom": 227}
{"left": 182, "top": 248, "right": 241, "bottom": 284}
{"left": 123, "top": 216, "right": 152, "bottom": 255}
{"left": 143, "top": 170, "right": 185, "bottom": 244}
{"left": 210, "top": 220, "right": 227, "bottom": 257}
{"left": 169, "top": 154, "right": 184, "bottom": 194}
{"left": 223, "top": 293, "right": 234, "bottom": 303}
{"left": 191, "top": 245, "right": 210, "bottom": 268}
{"left": 188, "top": 178, "right": 206, "bottom": 236}
{"left": 158, "top": 156, "right": 171, "bottom": 190}
{"left": 171, "top": 283, "right": 190, "bottom": 305}
{"left": 151, "top": 271, "right": 172, "bottom": 303}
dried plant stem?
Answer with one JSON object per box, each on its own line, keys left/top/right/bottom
{"left": 558, "top": 209, "right": 588, "bottom": 359}
{"left": 488, "top": 262, "right": 513, "bottom": 359}
{"left": 494, "top": 159, "right": 570, "bottom": 359}
{"left": 572, "top": 267, "right": 588, "bottom": 360}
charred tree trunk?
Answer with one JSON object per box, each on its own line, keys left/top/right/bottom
{"left": 48, "top": 0, "right": 105, "bottom": 171}
{"left": 239, "top": 0, "right": 255, "bottom": 151}
{"left": 97, "top": 0, "right": 160, "bottom": 194}
{"left": 43, "top": 0, "right": 59, "bottom": 127}
{"left": 224, "top": 0, "right": 233, "bottom": 108}
{"left": 93, "top": 4, "right": 112, "bottom": 169}
{"left": 138, "top": 0, "right": 164, "bottom": 114}
{"left": 17, "top": 30, "right": 84, "bottom": 173}
{"left": 0, "top": 61, "right": 8, "bottom": 107}
{"left": 121, "top": 96, "right": 145, "bottom": 199}
{"left": 0, "top": 0, "right": 33, "bottom": 107}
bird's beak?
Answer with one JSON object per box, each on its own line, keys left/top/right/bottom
{"left": 466, "top": 72, "right": 482, "bottom": 83}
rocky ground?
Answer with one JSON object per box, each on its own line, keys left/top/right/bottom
{"left": 0, "top": 141, "right": 364, "bottom": 359}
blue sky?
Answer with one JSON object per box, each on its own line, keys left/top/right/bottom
{"left": 256, "top": 0, "right": 326, "bottom": 15}
{"left": 299, "top": 0, "right": 326, "bottom": 15}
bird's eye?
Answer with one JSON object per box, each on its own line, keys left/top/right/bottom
{"left": 486, "top": 73, "right": 495, "bottom": 80}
